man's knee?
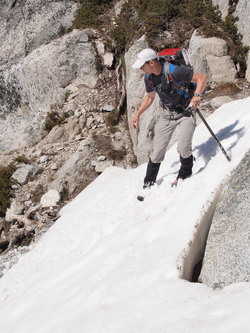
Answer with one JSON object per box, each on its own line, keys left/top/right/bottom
{"left": 177, "top": 143, "right": 193, "bottom": 159}
{"left": 150, "top": 156, "right": 164, "bottom": 164}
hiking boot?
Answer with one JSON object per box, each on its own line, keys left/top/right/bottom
{"left": 177, "top": 155, "right": 194, "bottom": 180}
{"left": 144, "top": 159, "right": 161, "bottom": 184}
{"left": 143, "top": 181, "right": 155, "bottom": 189}
{"left": 137, "top": 181, "right": 155, "bottom": 201}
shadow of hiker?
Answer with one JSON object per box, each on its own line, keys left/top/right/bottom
{"left": 193, "top": 120, "right": 245, "bottom": 174}
{"left": 159, "top": 120, "right": 245, "bottom": 184}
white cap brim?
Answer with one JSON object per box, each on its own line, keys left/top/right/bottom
{"left": 132, "top": 59, "right": 146, "bottom": 69}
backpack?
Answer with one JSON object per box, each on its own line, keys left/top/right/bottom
{"left": 147, "top": 48, "right": 197, "bottom": 109}
{"left": 158, "top": 47, "right": 191, "bottom": 66}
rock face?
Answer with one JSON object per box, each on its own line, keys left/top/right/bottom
{"left": 213, "top": 0, "right": 250, "bottom": 82}
{"left": 0, "top": 28, "right": 99, "bottom": 151}
{"left": 235, "top": 0, "right": 250, "bottom": 47}
{"left": 234, "top": 0, "right": 250, "bottom": 81}
{"left": 114, "top": 0, "right": 126, "bottom": 16}
{"left": 199, "top": 151, "right": 250, "bottom": 289}
{"left": 0, "top": 1, "right": 137, "bottom": 264}
{"left": 0, "top": 0, "right": 79, "bottom": 69}
{"left": 246, "top": 53, "right": 250, "bottom": 82}
{"left": 188, "top": 30, "right": 237, "bottom": 82}
{"left": 212, "top": 0, "right": 250, "bottom": 46}
{"left": 210, "top": 96, "right": 233, "bottom": 110}
{"left": 125, "top": 37, "right": 159, "bottom": 164}
{"left": 212, "top": 0, "right": 229, "bottom": 19}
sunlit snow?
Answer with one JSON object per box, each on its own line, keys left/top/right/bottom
{"left": 0, "top": 98, "right": 250, "bottom": 333}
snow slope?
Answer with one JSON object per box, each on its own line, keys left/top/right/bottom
{"left": 0, "top": 98, "right": 250, "bottom": 333}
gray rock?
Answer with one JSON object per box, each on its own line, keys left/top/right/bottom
{"left": 114, "top": 0, "right": 127, "bottom": 17}
{"left": 246, "top": 51, "right": 250, "bottom": 83}
{"left": 40, "top": 156, "right": 50, "bottom": 163}
{"left": 95, "top": 160, "right": 113, "bottom": 173}
{"left": 206, "top": 54, "right": 237, "bottom": 82}
{"left": 235, "top": 0, "right": 250, "bottom": 82}
{"left": 96, "top": 41, "right": 105, "bottom": 55}
{"left": 50, "top": 163, "right": 58, "bottom": 171}
{"left": 212, "top": 0, "right": 229, "bottom": 19}
{"left": 125, "top": 36, "right": 158, "bottom": 164}
{"left": 41, "top": 189, "right": 60, "bottom": 208}
{"left": 5, "top": 200, "right": 25, "bottom": 222}
{"left": 49, "top": 143, "right": 94, "bottom": 195}
{"left": 0, "top": 28, "right": 99, "bottom": 152}
{"left": 11, "top": 163, "right": 41, "bottom": 185}
{"left": 0, "top": 0, "right": 79, "bottom": 68}
{"left": 199, "top": 151, "right": 250, "bottom": 288}
{"left": 210, "top": 96, "right": 233, "bottom": 109}
{"left": 102, "top": 105, "right": 115, "bottom": 112}
{"left": 188, "top": 30, "right": 237, "bottom": 82}
{"left": 103, "top": 52, "right": 114, "bottom": 68}
{"left": 97, "top": 155, "right": 106, "bottom": 161}
{"left": 235, "top": 0, "right": 250, "bottom": 47}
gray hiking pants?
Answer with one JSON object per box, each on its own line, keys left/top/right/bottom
{"left": 150, "top": 112, "right": 196, "bottom": 164}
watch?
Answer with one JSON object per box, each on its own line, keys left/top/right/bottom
{"left": 194, "top": 93, "right": 201, "bottom": 97}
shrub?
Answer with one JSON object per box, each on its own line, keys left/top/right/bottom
{"left": 58, "top": 187, "right": 70, "bottom": 206}
{"left": 92, "top": 133, "right": 113, "bottom": 153}
{"left": 70, "top": 0, "right": 113, "bottom": 30}
{"left": 44, "top": 110, "right": 70, "bottom": 132}
{"left": 69, "top": 0, "right": 248, "bottom": 75}
{"left": 91, "top": 132, "right": 126, "bottom": 161}
{"left": 111, "top": 0, "right": 222, "bottom": 51}
{"left": 0, "top": 164, "right": 15, "bottom": 217}
{"left": 105, "top": 110, "right": 118, "bottom": 127}
{"left": 111, "top": 0, "right": 248, "bottom": 76}
{"left": 107, "top": 147, "right": 126, "bottom": 161}
{"left": 221, "top": 15, "right": 249, "bottom": 76}
{"left": 30, "top": 184, "right": 45, "bottom": 204}
{"left": 111, "top": 2, "right": 142, "bottom": 54}
{"left": 14, "top": 155, "right": 29, "bottom": 164}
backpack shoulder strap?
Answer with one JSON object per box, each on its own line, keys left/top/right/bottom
{"left": 145, "top": 73, "right": 154, "bottom": 88}
{"left": 162, "top": 62, "right": 173, "bottom": 83}
{"left": 168, "top": 63, "right": 176, "bottom": 75}
{"left": 163, "top": 62, "right": 190, "bottom": 94}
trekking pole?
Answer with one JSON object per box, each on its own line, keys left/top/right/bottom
{"left": 195, "top": 107, "right": 231, "bottom": 161}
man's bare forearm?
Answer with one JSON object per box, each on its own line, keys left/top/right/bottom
{"left": 131, "top": 92, "right": 155, "bottom": 129}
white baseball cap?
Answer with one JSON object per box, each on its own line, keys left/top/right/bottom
{"left": 132, "top": 48, "right": 158, "bottom": 69}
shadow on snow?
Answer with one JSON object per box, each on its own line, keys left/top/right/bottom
{"left": 193, "top": 120, "right": 245, "bottom": 174}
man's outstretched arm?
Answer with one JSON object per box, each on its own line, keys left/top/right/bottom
{"left": 130, "top": 91, "right": 156, "bottom": 129}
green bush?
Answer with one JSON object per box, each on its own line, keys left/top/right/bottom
{"left": 111, "top": 2, "right": 142, "bottom": 54}
{"left": 14, "top": 155, "right": 29, "bottom": 164}
{"left": 111, "top": 0, "right": 222, "bottom": 51}
{"left": 110, "top": 0, "right": 248, "bottom": 75}
{"left": 69, "top": 0, "right": 248, "bottom": 75}
{"left": 222, "top": 14, "right": 249, "bottom": 75}
{"left": 0, "top": 164, "right": 15, "bottom": 217}
{"left": 70, "top": 0, "right": 114, "bottom": 30}
{"left": 91, "top": 131, "right": 126, "bottom": 161}
{"left": 44, "top": 110, "right": 70, "bottom": 132}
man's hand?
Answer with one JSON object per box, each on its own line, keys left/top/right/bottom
{"left": 130, "top": 91, "right": 156, "bottom": 130}
{"left": 191, "top": 95, "right": 201, "bottom": 109}
{"left": 131, "top": 113, "right": 140, "bottom": 129}
{"left": 190, "top": 72, "right": 207, "bottom": 109}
